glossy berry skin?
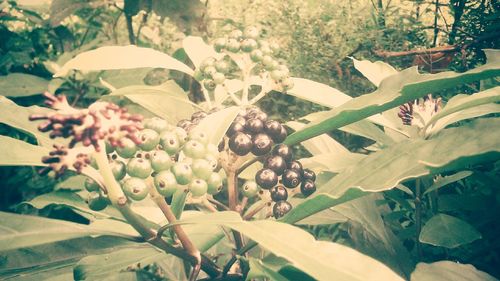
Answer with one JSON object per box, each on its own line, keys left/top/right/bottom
{"left": 150, "top": 150, "right": 173, "bottom": 172}
{"left": 247, "top": 110, "right": 267, "bottom": 122}
{"left": 189, "top": 130, "right": 209, "bottom": 145}
{"left": 273, "top": 200, "right": 292, "bottom": 219}
{"left": 207, "top": 172, "right": 223, "bottom": 195}
{"left": 302, "top": 168, "right": 316, "bottom": 182}
{"left": 229, "top": 132, "right": 253, "bottom": 156}
{"left": 138, "top": 129, "right": 160, "bottom": 151}
{"left": 264, "top": 155, "right": 287, "bottom": 175}
{"left": 241, "top": 180, "right": 260, "bottom": 197}
{"left": 116, "top": 138, "right": 138, "bottom": 158}
{"left": 173, "top": 127, "right": 188, "bottom": 145}
{"left": 154, "top": 170, "right": 178, "bottom": 197}
{"left": 122, "top": 177, "right": 149, "bottom": 201}
{"left": 177, "top": 119, "right": 192, "bottom": 130}
{"left": 126, "top": 158, "right": 152, "bottom": 179}
{"left": 300, "top": 179, "right": 316, "bottom": 197}
{"left": 110, "top": 160, "right": 127, "bottom": 180}
{"left": 159, "top": 131, "right": 180, "bottom": 155}
{"left": 189, "top": 179, "right": 208, "bottom": 197}
{"left": 215, "top": 60, "right": 229, "bottom": 73}
{"left": 252, "top": 133, "right": 273, "bottom": 156}
{"left": 183, "top": 140, "right": 206, "bottom": 159}
{"left": 172, "top": 162, "right": 193, "bottom": 185}
{"left": 272, "top": 144, "right": 292, "bottom": 162}
{"left": 226, "top": 121, "right": 245, "bottom": 137}
{"left": 226, "top": 38, "right": 240, "bottom": 52}
{"left": 288, "top": 160, "right": 303, "bottom": 176}
{"left": 241, "top": 38, "right": 258, "bottom": 52}
{"left": 87, "top": 191, "right": 108, "bottom": 211}
{"left": 282, "top": 169, "right": 301, "bottom": 188}
{"left": 204, "top": 154, "right": 219, "bottom": 171}
{"left": 255, "top": 168, "right": 278, "bottom": 189}
{"left": 274, "top": 126, "right": 288, "bottom": 143}
{"left": 85, "top": 177, "right": 100, "bottom": 192}
{"left": 144, "top": 117, "right": 169, "bottom": 133}
{"left": 264, "top": 120, "right": 282, "bottom": 137}
{"left": 270, "top": 185, "right": 288, "bottom": 202}
{"left": 105, "top": 141, "right": 114, "bottom": 154}
{"left": 246, "top": 118, "right": 264, "bottom": 134}
{"left": 250, "top": 49, "right": 263, "bottom": 62}
{"left": 204, "top": 79, "right": 217, "bottom": 91}
{"left": 192, "top": 159, "right": 213, "bottom": 180}
{"left": 214, "top": 38, "right": 226, "bottom": 52}
{"left": 213, "top": 72, "right": 225, "bottom": 84}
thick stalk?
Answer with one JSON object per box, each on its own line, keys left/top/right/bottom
{"left": 415, "top": 178, "right": 423, "bottom": 260}
{"left": 227, "top": 170, "right": 238, "bottom": 211}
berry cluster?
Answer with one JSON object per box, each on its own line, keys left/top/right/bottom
{"left": 226, "top": 107, "right": 286, "bottom": 157}
{"left": 193, "top": 57, "right": 230, "bottom": 91}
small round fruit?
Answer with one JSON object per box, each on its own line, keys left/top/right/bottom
{"left": 302, "top": 168, "right": 316, "bottom": 181}
{"left": 287, "top": 160, "right": 303, "bottom": 176}
{"left": 206, "top": 143, "right": 219, "bottom": 157}
{"left": 138, "top": 129, "right": 160, "bottom": 151}
{"left": 270, "top": 69, "right": 286, "bottom": 81}
{"left": 189, "top": 130, "right": 209, "bottom": 145}
{"left": 214, "top": 38, "right": 227, "bottom": 52}
{"left": 85, "top": 177, "right": 100, "bottom": 192}
{"left": 241, "top": 180, "right": 260, "bottom": 197}
{"left": 229, "top": 132, "right": 253, "bottom": 156}
{"left": 262, "top": 55, "right": 275, "bottom": 68}
{"left": 183, "top": 140, "right": 206, "bottom": 159}
{"left": 245, "top": 118, "right": 264, "bottom": 134}
{"left": 273, "top": 200, "right": 292, "bottom": 219}
{"left": 270, "top": 185, "right": 288, "bottom": 202}
{"left": 110, "top": 160, "right": 126, "bottom": 180}
{"left": 214, "top": 60, "right": 229, "bottom": 73}
{"left": 203, "top": 66, "right": 217, "bottom": 77}
{"left": 273, "top": 126, "right": 287, "bottom": 143}
{"left": 264, "top": 120, "right": 283, "bottom": 139}
{"left": 192, "top": 159, "right": 213, "bottom": 180}
{"left": 160, "top": 131, "right": 180, "bottom": 155}
{"left": 226, "top": 121, "right": 246, "bottom": 137}
{"left": 300, "top": 179, "right": 316, "bottom": 197}
{"left": 193, "top": 69, "right": 205, "bottom": 81}
{"left": 173, "top": 127, "right": 188, "bottom": 145}
{"left": 116, "top": 138, "right": 137, "bottom": 158}
{"left": 191, "top": 111, "right": 208, "bottom": 120}
{"left": 87, "top": 191, "right": 108, "bottom": 211}
{"left": 241, "top": 38, "right": 258, "bottom": 52}
{"left": 177, "top": 119, "right": 192, "bottom": 130}
{"left": 154, "top": 170, "right": 178, "bottom": 197}
{"left": 255, "top": 168, "right": 278, "bottom": 189}
{"left": 122, "top": 177, "right": 149, "bottom": 201}
{"left": 144, "top": 117, "right": 169, "bottom": 133}
{"left": 229, "top": 29, "right": 243, "bottom": 39}
{"left": 212, "top": 72, "right": 225, "bottom": 84}
{"left": 189, "top": 178, "right": 208, "bottom": 197}
{"left": 264, "top": 155, "right": 287, "bottom": 175}
{"left": 150, "top": 150, "right": 173, "bottom": 172}
{"left": 200, "top": 57, "right": 216, "bottom": 71}
{"left": 282, "top": 169, "right": 301, "bottom": 188}
{"left": 207, "top": 172, "right": 223, "bottom": 195}
{"left": 247, "top": 110, "right": 267, "bottom": 122}
{"left": 250, "top": 49, "right": 263, "bottom": 62}
{"left": 127, "top": 158, "right": 152, "bottom": 179}
{"left": 272, "top": 144, "right": 292, "bottom": 162}
{"left": 172, "top": 162, "right": 193, "bottom": 185}
{"left": 244, "top": 26, "right": 260, "bottom": 39}
{"left": 105, "top": 141, "right": 114, "bottom": 154}
{"left": 203, "top": 79, "right": 217, "bottom": 91}
{"left": 204, "top": 154, "right": 219, "bottom": 170}
{"left": 226, "top": 38, "right": 240, "bottom": 52}
{"left": 281, "top": 78, "right": 294, "bottom": 91}
{"left": 251, "top": 133, "right": 273, "bottom": 156}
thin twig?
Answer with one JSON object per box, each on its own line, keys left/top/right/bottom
{"left": 415, "top": 178, "right": 423, "bottom": 260}
{"left": 242, "top": 201, "right": 271, "bottom": 220}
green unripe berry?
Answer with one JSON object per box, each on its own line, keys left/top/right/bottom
{"left": 160, "top": 131, "right": 180, "bottom": 155}
{"left": 262, "top": 55, "right": 274, "bottom": 67}
{"left": 270, "top": 42, "right": 280, "bottom": 52}
{"left": 200, "top": 57, "right": 216, "bottom": 71}
{"left": 193, "top": 69, "right": 205, "bottom": 81}
{"left": 241, "top": 38, "right": 258, "bottom": 52}
{"left": 214, "top": 38, "right": 227, "bottom": 52}
{"left": 183, "top": 140, "right": 206, "bottom": 159}
{"left": 212, "top": 72, "right": 225, "bottom": 84}
{"left": 203, "top": 79, "right": 217, "bottom": 91}
{"left": 207, "top": 172, "right": 223, "bottom": 195}
{"left": 144, "top": 117, "right": 169, "bottom": 133}
{"left": 150, "top": 150, "right": 173, "bottom": 172}
{"left": 189, "top": 178, "right": 208, "bottom": 197}
{"left": 204, "top": 66, "right": 217, "bottom": 77}
{"left": 192, "top": 158, "right": 213, "bottom": 180}
{"left": 105, "top": 141, "right": 114, "bottom": 154}
{"left": 206, "top": 143, "right": 219, "bottom": 157}
{"left": 204, "top": 154, "right": 219, "bottom": 171}
{"left": 214, "top": 60, "right": 229, "bottom": 73}
{"left": 226, "top": 38, "right": 240, "bottom": 53}
{"left": 110, "top": 160, "right": 127, "bottom": 180}
{"left": 154, "top": 170, "right": 178, "bottom": 197}
{"left": 126, "top": 157, "right": 152, "bottom": 179}
{"left": 138, "top": 129, "right": 160, "bottom": 151}
{"left": 189, "top": 130, "right": 209, "bottom": 145}
{"left": 244, "top": 26, "right": 260, "bottom": 39}
{"left": 116, "top": 138, "right": 137, "bottom": 159}
{"left": 87, "top": 191, "right": 108, "bottom": 211}
{"left": 229, "top": 29, "right": 243, "bottom": 40}
{"left": 173, "top": 127, "right": 188, "bottom": 145}
{"left": 259, "top": 40, "right": 272, "bottom": 55}
{"left": 281, "top": 78, "right": 294, "bottom": 91}
{"left": 270, "top": 69, "right": 286, "bottom": 81}
{"left": 242, "top": 180, "right": 260, "bottom": 197}
{"left": 250, "top": 49, "right": 263, "bottom": 62}
{"left": 122, "top": 177, "right": 149, "bottom": 201}
{"left": 172, "top": 162, "right": 193, "bottom": 185}
{"left": 85, "top": 177, "right": 100, "bottom": 192}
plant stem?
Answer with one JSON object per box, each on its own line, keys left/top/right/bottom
{"left": 227, "top": 170, "right": 238, "bottom": 211}
{"left": 415, "top": 178, "right": 423, "bottom": 260}
{"left": 125, "top": 14, "right": 136, "bottom": 45}
{"left": 241, "top": 66, "right": 250, "bottom": 104}
{"left": 242, "top": 201, "right": 271, "bottom": 221}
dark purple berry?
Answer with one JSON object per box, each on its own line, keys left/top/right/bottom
{"left": 247, "top": 109, "right": 267, "bottom": 121}
{"left": 218, "top": 140, "right": 225, "bottom": 152}
{"left": 300, "top": 179, "right": 316, "bottom": 197}
{"left": 251, "top": 133, "right": 273, "bottom": 156}
{"left": 272, "top": 144, "right": 292, "bottom": 162}
{"left": 288, "top": 160, "right": 303, "bottom": 176}
{"left": 264, "top": 120, "right": 283, "bottom": 139}
{"left": 226, "top": 121, "right": 245, "bottom": 137}
{"left": 177, "top": 119, "right": 192, "bottom": 129}
{"left": 191, "top": 117, "right": 202, "bottom": 125}
{"left": 229, "top": 132, "right": 253, "bottom": 156}
{"left": 255, "top": 168, "right": 278, "bottom": 189}
{"left": 273, "top": 126, "right": 288, "bottom": 143}
{"left": 270, "top": 185, "right": 288, "bottom": 202}
{"left": 282, "top": 169, "right": 301, "bottom": 188}
{"left": 302, "top": 168, "right": 316, "bottom": 181}
{"left": 264, "top": 155, "right": 287, "bottom": 175}
{"left": 191, "top": 111, "right": 208, "bottom": 120}
{"left": 273, "top": 200, "right": 292, "bottom": 219}
{"left": 245, "top": 118, "right": 264, "bottom": 134}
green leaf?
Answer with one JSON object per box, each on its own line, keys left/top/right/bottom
{"left": 287, "top": 77, "right": 352, "bottom": 108}
{"left": 74, "top": 246, "right": 165, "bottom": 280}
{"left": 423, "top": 171, "right": 473, "bottom": 195}
{"left": 299, "top": 151, "right": 366, "bottom": 173}
{"left": 54, "top": 45, "right": 194, "bottom": 77}
{"left": 419, "top": 214, "right": 482, "bottom": 248}
{"left": 247, "top": 258, "right": 290, "bottom": 281}
{"left": 100, "top": 68, "right": 152, "bottom": 88}
{"left": 171, "top": 188, "right": 188, "bottom": 220}
{"left": 49, "top": 0, "right": 102, "bottom": 26}
{"left": 287, "top": 120, "right": 350, "bottom": 155}
{"left": 351, "top": 57, "right": 398, "bottom": 87}
{"left": 0, "top": 211, "right": 137, "bottom": 251}
{"left": 191, "top": 106, "right": 241, "bottom": 145}
{"left": 172, "top": 211, "right": 403, "bottom": 281}
{"left": 183, "top": 36, "right": 222, "bottom": 69}
{"left": 0, "top": 135, "right": 49, "bottom": 166}
{"left": 0, "top": 73, "right": 49, "bottom": 97}
{"left": 319, "top": 118, "right": 500, "bottom": 197}
{"left": 285, "top": 59, "right": 500, "bottom": 145}
{"left": 411, "top": 261, "right": 497, "bottom": 281}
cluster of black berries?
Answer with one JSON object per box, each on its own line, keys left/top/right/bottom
{"left": 225, "top": 107, "right": 286, "bottom": 157}
{"left": 176, "top": 109, "right": 219, "bottom": 133}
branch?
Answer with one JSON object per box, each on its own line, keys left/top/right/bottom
{"left": 125, "top": 14, "right": 136, "bottom": 45}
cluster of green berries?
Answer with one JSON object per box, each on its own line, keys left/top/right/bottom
{"left": 212, "top": 26, "right": 294, "bottom": 91}
{"left": 84, "top": 116, "right": 224, "bottom": 211}
{"left": 193, "top": 57, "right": 231, "bottom": 91}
